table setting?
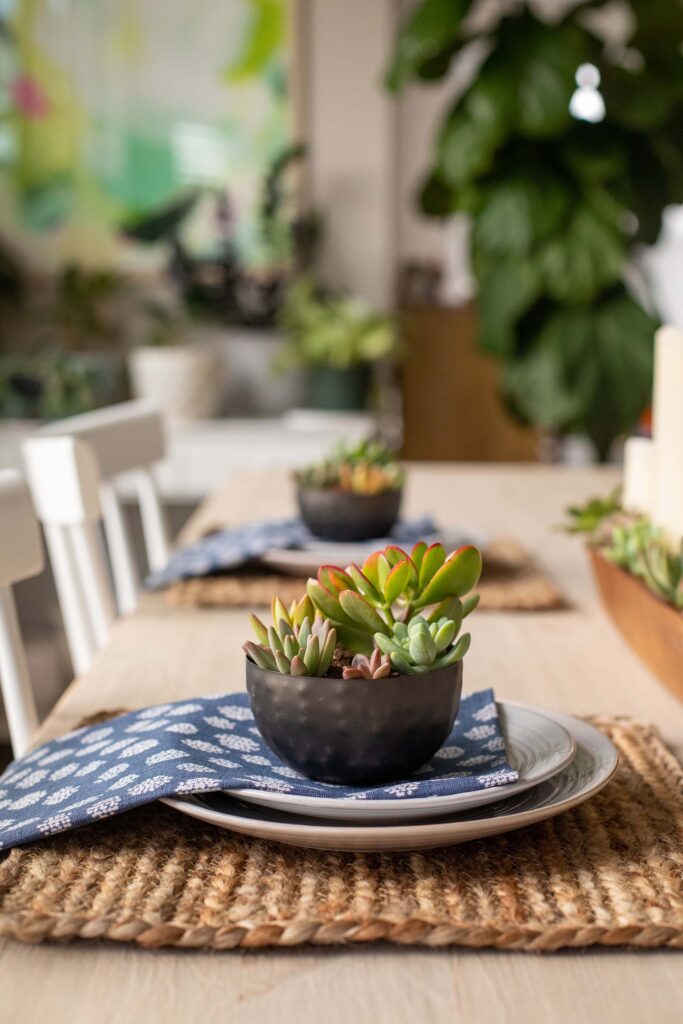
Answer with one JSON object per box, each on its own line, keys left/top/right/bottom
{"left": 1, "top": 503, "right": 681, "bottom": 955}
{"left": 148, "top": 439, "right": 566, "bottom": 613}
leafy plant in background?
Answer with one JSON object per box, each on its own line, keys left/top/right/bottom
{"left": 54, "top": 263, "right": 128, "bottom": 351}
{"left": 122, "top": 145, "right": 319, "bottom": 329}
{"left": 0, "top": 349, "right": 108, "bottom": 420}
{"left": 278, "top": 277, "right": 401, "bottom": 370}
{"left": 295, "top": 437, "right": 404, "bottom": 494}
{"left": 387, "top": 0, "right": 682, "bottom": 458}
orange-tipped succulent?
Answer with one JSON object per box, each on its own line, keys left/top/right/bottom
{"left": 306, "top": 541, "right": 482, "bottom": 654}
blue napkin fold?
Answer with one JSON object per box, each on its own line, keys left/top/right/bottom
{"left": 146, "top": 516, "right": 438, "bottom": 589}
{"left": 0, "top": 689, "right": 516, "bottom": 850}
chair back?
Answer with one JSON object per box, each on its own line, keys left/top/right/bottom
{"left": 23, "top": 401, "right": 169, "bottom": 674}
{"left": 0, "top": 470, "right": 43, "bottom": 754}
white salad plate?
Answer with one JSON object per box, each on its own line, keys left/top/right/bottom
{"left": 164, "top": 706, "right": 618, "bottom": 852}
{"left": 259, "top": 529, "right": 486, "bottom": 578}
{"left": 223, "top": 703, "right": 576, "bottom": 822}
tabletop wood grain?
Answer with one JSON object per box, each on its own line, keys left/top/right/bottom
{"left": 2, "top": 464, "right": 682, "bottom": 1024}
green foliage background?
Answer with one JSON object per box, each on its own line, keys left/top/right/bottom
{"left": 387, "top": 0, "right": 682, "bottom": 457}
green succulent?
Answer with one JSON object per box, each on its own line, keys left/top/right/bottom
{"left": 244, "top": 613, "right": 337, "bottom": 677}
{"left": 565, "top": 490, "right": 622, "bottom": 536}
{"left": 306, "top": 541, "right": 482, "bottom": 655}
{"left": 374, "top": 616, "right": 470, "bottom": 676}
{"left": 295, "top": 436, "right": 403, "bottom": 495}
{"left": 605, "top": 520, "right": 683, "bottom": 610}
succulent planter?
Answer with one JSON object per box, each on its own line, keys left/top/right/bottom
{"left": 246, "top": 657, "right": 463, "bottom": 785}
{"left": 589, "top": 548, "right": 683, "bottom": 704}
{"left": 297, "top": 485, "right": 403, "bottom": 542}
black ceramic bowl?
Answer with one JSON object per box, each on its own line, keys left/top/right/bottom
{"left": 245, "top": 658, "right": 463, "bottom": 785}
{"left": 296, "top": 485, "right": 403, "bottom": 542}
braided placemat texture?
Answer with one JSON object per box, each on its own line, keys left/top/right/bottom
{"left": 0, "top": 717, "right": 681, "bottom": 952}
{"left": 165, "top": 537, "right": 566, "bottom": 612}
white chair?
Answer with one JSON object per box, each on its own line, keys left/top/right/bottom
{"left": 0, "top": 470, "right": 43, "bottom": 755}
{"left": 22, "top": 401, "right": 170, "bottom": 676}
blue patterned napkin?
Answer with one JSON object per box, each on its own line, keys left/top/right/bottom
{"left": 146, "top": 516, "right": 438, "bottom": 589}
{"left": 0, "top": 690, "right": 516, "bottom": 850}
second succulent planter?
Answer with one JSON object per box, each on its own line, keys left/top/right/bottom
{"left": 246, "top": 657, "right": 463, "bottom": 785}
{"left": 297, "top": 485, "right": 403, "bottom": 542}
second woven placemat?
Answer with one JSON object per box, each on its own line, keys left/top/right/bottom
{"left": 0, "top": 717, "right": 681, "bottom": 951}
{"left": 165, "top": 538, "right": 566, "bottom": 611}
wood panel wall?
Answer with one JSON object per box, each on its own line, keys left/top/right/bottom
{"left": 401, "top": 305, "right": 539, "bottom": 462}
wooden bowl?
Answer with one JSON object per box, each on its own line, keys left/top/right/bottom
{"left": 588, "top": 548, "right": 683, "bottom": 703}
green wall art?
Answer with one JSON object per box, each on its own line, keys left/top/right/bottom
{"left": 0, "top": 0, "right": 292, "bottom": 269}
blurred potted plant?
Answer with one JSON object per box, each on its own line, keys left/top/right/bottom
{"left": 278, "top": 278, "right": 401, "bottom": 411}
{"left": 122, "top": 145, "right": 319, "bottom": 417}
{"left": 127, "top": 302, "right": 224, "bottom": 420}
{"left": 0, "top": 247, "right": 127, "bottom": 420}
{"left": 387, "top": 0, "right": 682, "bottom": 459}
{"left": 294, "top": 437, "right": 405, "bottom": 541}
{"left": 0, "top": 349, "right": 111, "bottom": 420}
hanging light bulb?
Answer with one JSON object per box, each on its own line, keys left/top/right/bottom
{"left": 569, "top": 63, "right": 606, "bottom": 123}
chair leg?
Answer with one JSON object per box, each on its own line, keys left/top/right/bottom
{"left": 100, "top": 481, "right": 139, "bottom": 615}
{"left": 134, "top": 469, "right": 170, "bottom": 572}
{"left": 0, "top": 585, "right": 39, "bottom": 757}
{"left": 44, "top": 524, "right": 97, "bottom": 677}
{"left": 68, "top": 523, "right": 116, "bottom": 650}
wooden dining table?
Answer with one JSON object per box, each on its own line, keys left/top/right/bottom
{"left": 3, "top": 464, "right": 682, "bottom": 1024}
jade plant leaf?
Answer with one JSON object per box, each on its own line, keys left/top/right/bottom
{"left": 418, "top": 543, "right": 446, "bottom": 590}
{"left": 383, "top": 559, "right": 413, "bottom": 604}
{"left": 418, "top": 547, "right": 483, "bottom": 604}
{"left": 338, "top": 590, "right": 388, "bottom": 635}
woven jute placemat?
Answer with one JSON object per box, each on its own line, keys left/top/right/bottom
{"left": 166, "top": 538, "right": 566, "bottom": 612}
{"left": 0, "top": 717, "right": 681, "bottom": 952}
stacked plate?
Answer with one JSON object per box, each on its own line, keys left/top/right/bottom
{"left": 258, "top": 531, "right": 486, "bottom": 578}
{"left": 165, "top": 702, "right": 619, "bottom": 852}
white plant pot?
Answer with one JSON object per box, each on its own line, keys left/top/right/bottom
{"left": 128, "top": 344, "right": 223, "bottom": 420}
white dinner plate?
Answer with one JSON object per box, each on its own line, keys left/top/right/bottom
{"left": 259, "top": 529, "right": 486, "bottom": 578}
{"left": 164, "top": 707, "right": 618, "bottom": 852}
{"left": 223, "top": 703, "right": 576, "bottom": 822}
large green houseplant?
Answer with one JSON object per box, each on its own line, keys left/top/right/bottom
{"left": 387, "top": 0, "right": 682, "bottom": 458}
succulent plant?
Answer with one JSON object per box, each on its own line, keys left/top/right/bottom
{"left": 374, "top": 615, "right": 470, "bottom": 675}
{"left": 342, "top": 649, "right": 392, "bottom": 680}
{"left": 244, "top": 612, "right": 337, "bottom": 677}
{"left": 565, "top": 490, "right": 622, "bottom": 535}
{"left": 605, "top": 520, "right": 683, "bottom": 610}
{"left": 306, "top": 541, "right": 482, "bottom": 654}
{"left": 295, "top": 437, "right": 404, "bottom": 495}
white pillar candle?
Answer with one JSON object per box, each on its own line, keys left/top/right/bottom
{"left": 652, "top": 325, "right": 683, "bottom": 543}
{"left": 622, "top": 436, "right": 656, "bottom": 516}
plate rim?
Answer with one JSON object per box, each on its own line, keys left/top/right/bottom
{"left": 163, "top": 706, "right": 618, "bottom": 842}
{"left": 258, "top": 529, "right": 487, "bottom": 577}
{"left": 220, "top": 701, "right": 577, "bottom": 818}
